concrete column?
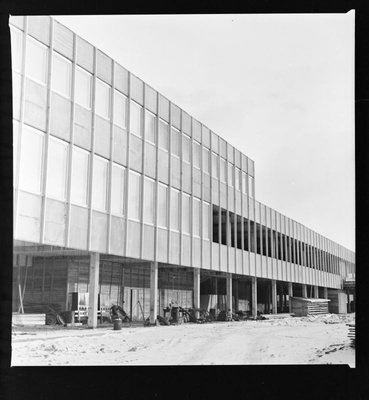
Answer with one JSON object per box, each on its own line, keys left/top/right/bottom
{"left": 323, "top": 287, "right": 328, "bottom": 299}
{"left": 234, "top": 279, "right": 239, "bottom": 312}
{"left": 226, "top": 273, "right": 232, "bottom": 311}
{"left": 87, "top": 252, "right": 100, "bottom": 328}
{"left": 347, "top": 290, "right": 351, "bottom": 313}
{"left": 251, "top": 277, "right": 257, "bottom": 317}
{"left": 193, "top": 268, "right": 201, "bottom": 309}
{"left": 288, "top": 282, "right": 293, "bottom": 313}
{"left": 272, "top": 280, "right": 277, "bottom": 314}
{"left": 314, "top": 286, "right": 319, "bottom": 299}
{"left": 149, "top": 262, "right": 158, "bottom": 324}
{"left": 302, "top": 284, "right": 307, "bottom": 298}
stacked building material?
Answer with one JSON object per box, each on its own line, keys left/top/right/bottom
{"left": 347, "top": 323, "right": 355, "bottom": 347}
{"left": 290, "top": 297, "right": 330, "bottom": 317}
{"left": 12, "top": 313, "right": 46, "bottom": 326}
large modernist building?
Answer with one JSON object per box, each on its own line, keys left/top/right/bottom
{"left": 10, "top": 15, "right": 355, "bottom": 327}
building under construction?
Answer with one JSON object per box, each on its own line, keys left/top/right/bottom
{"left": 10, "top": 15, "right": 355, "bottom": 327}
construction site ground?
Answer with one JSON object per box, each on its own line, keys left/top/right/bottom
{"left": 11, "top": 313, "right": 355, "bottom": 367}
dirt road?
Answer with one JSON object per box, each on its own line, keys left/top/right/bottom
{"left": 11, "top": 314, "right": 355, "bottom": 366}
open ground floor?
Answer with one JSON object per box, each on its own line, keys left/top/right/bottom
{"left": 13, "top": 246, "right": 355, "bottom": 328}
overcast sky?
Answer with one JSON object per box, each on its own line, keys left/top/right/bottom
{"left": 53, "top": 13, "right": 355, "bottom": 251}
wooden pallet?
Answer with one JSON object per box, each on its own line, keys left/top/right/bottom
{"left": 12, "top": 313, "right": 46, "bottom": 326}
{"left": 307, "top": 303, "right": 329, "bottom": 315}
{"left": 347, "top": 323, "right": 355, "bottom": 346}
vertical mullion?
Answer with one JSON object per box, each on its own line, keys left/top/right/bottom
{"left": 139, "top": 83, "right": 146, "bottom": 260}
{"left": 40, "top": 17, "right": 54, "bottom": 244}
{"left": 154, "top": 93, "right": 160, "bottom": 263}
{"left": 107, "top": 61, "right": 115, "bottom": 254}
{"left": 65, "top": 31, "right": 77, "bottom": 248}
{"left": 87, "top": 46, "right": 97, "bottom": 251}
{"left": 13, "top": 17, "right": 29, "bottom": 238}
{"left": 123, "top": 72, "right": 131, "bottom": 257}
{"left": 167, "top": 102, "right": 172, "bottom": 264}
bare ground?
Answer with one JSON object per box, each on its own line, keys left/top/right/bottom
{"left": 11, "top": 313, "right": 355, "bottom": 367}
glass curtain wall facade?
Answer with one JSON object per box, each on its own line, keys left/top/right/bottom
{"left": 11, "top": 15, "right": 355, "bottom": 296}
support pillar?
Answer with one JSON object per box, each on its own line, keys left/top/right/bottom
{"left": 251, "top": 277, "right": 257, "bottom": 317}
{"left": 288, "top": 282, "right": 293, "bottom": 313}
{"left": 323, "top": 287, "right": 328, "bottom": 299}
{"left": 149, "top": 262, "right": 158, "bottom": 324}
{"left": 302, "top": 284, "right": 307, "bottom": 298}
{"left": 87, "top": 252, "right": 100, "bottom": 328}
{"left": 272, "top": 280, "right": 277, "bottom": 314}
{"left": 226, "top": 273, "right": 232, "bottom": 311}
{"left": 314, "top": 286, "right": 319, "bottom": 299}
{"left": 193, "top": 268, "right": 201, "bottom": 309}
{"left": 347, "top": 290, "right": 351, "bottom": 313}
{"left": 234, "top": 279, "right": 239, "bottom": 312}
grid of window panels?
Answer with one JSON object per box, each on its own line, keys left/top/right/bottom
{"left": 11, "top": 16, "right": 355, "bottom": 287}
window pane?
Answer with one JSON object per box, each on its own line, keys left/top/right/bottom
{"left": 111, "top": 164, "right": 125, "bottom": 216}
{"left": 249, "top": 175, "right": 254, "bottom": 198}
{"left": 193, "top": 141, "right": 201, "bottom": 169}
{"left": 203, "top": 202, "right": 210, "bottom": 240}
{"left": 159, "top": 119, "right": 169, "bottom": 151}
{"left": 170, "top": 188, "right": 179, "bottom": 231}
{"left": 25, "top": 37, "right": 48, "bottom": 84}
{"left": 10, "top": 27, "right": 22, "bottom": 72}
{"left": 158, "top": 184, "right": 168, "bottom": 228}
{"left": 183, "top": 135, "right": 191, "bottom": 163}
{"left": 114, "top": 90, "right": 127, "bottom": 128}
{"left": 193, "top": 198, "right": 200, "bottom": 237}
{"left": 130, "top": 101, "right": 142, "bottom": 137}
{"left": 143, "top": 177, "right": 155, "bottom": 224}
{"left": 182, "top": 194, "right": 190, "bottom": 234}
{"left": 235, "top": 168, "right": 241, "bottom": 191}
{"left": 95, "top": 79, "right": 110, "bottom": 119}
{"left": 46, "top": 137, "right": 68, "bottom": 200}
{"left": 145, "top": 110, "right": 156, "bottom": 144}
{"left": 71, "top": 147, "right": 89, "bottom": 206}
{"left": 203, "top": 148, "right": 210, "bottom": 173}
{"left": 51, "top": 52, "right": 72, "bottom": 98}
{"left": 92, "top": 156, "right": 108, "bottom": 211}
{"left": 19, "top": 125, "right": 44, "bottom": 194}
{"left": 128, "top": 171, "right": 141, "bottom": 220}
{"left": 171, "top": 127, "right": 180, "bottom": 157}
{"left": 228, "top": 163, "right": 234, "bottom": 187}
{"left": 212, "top": 152, "right": 218, "bottom": 178}
{"left": 13, "top": 120, "right": 19, "bottom": 185}
{"left": 220, "top": 158, "right": 226, "bottom": 183}
{"left": 75, "top": 67, "right": 92, "bottom": 109}
{"left": 242, "top": 172, "right": 247, "bottom": 194}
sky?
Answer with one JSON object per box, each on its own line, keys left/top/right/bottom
{"left": 53, "top": 13, "right": 355, "bottom": 251}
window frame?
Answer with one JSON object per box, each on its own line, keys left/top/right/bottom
{"left": 157, "top": 183, "right": 169, "bottom": 228}
{"left": 70, "top": 145, "right": 90, "bottom": 207}
{"left": 51, "top": 51, "right": 72, "bottom": 99}
{"left": 25, "top": 36, "right": 48, "bottom": 85}
{"left": 92, "top": 155, "right": 109, "bottom": 212}
{"left": 113, "top": 89, "right": 128, "bottom": 129}
{"left": 10, "top": 26, "right": 22, "bottom": 73}
{"left": 46, "top": 136, "right": 69, "bottom": 201}
{"left": 128, "top": 170, "right": 142, "bottom": 221}
{"left": 18, "top": 124, "right": 45, "bottom": 195}
{"left": 75, "top": 65, "right": 92, "bottom": 110}
{"left": 145, "top": 109, "right": 157, "bottom": 145}
{"left": 129, "top": 100, "right": 142, "bottom": 138}
{"left": 143, "top": 176, "right": 156, "bottom": 225}
{"left": 111, "top": 163, "right": 126, "bottom": 217}
{"left": 95, "top": 78, "right": 111, "bottom": 120}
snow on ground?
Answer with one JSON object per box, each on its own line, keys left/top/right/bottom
{"left": 11, "top": 313, "right": 355, "bottom": 367}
